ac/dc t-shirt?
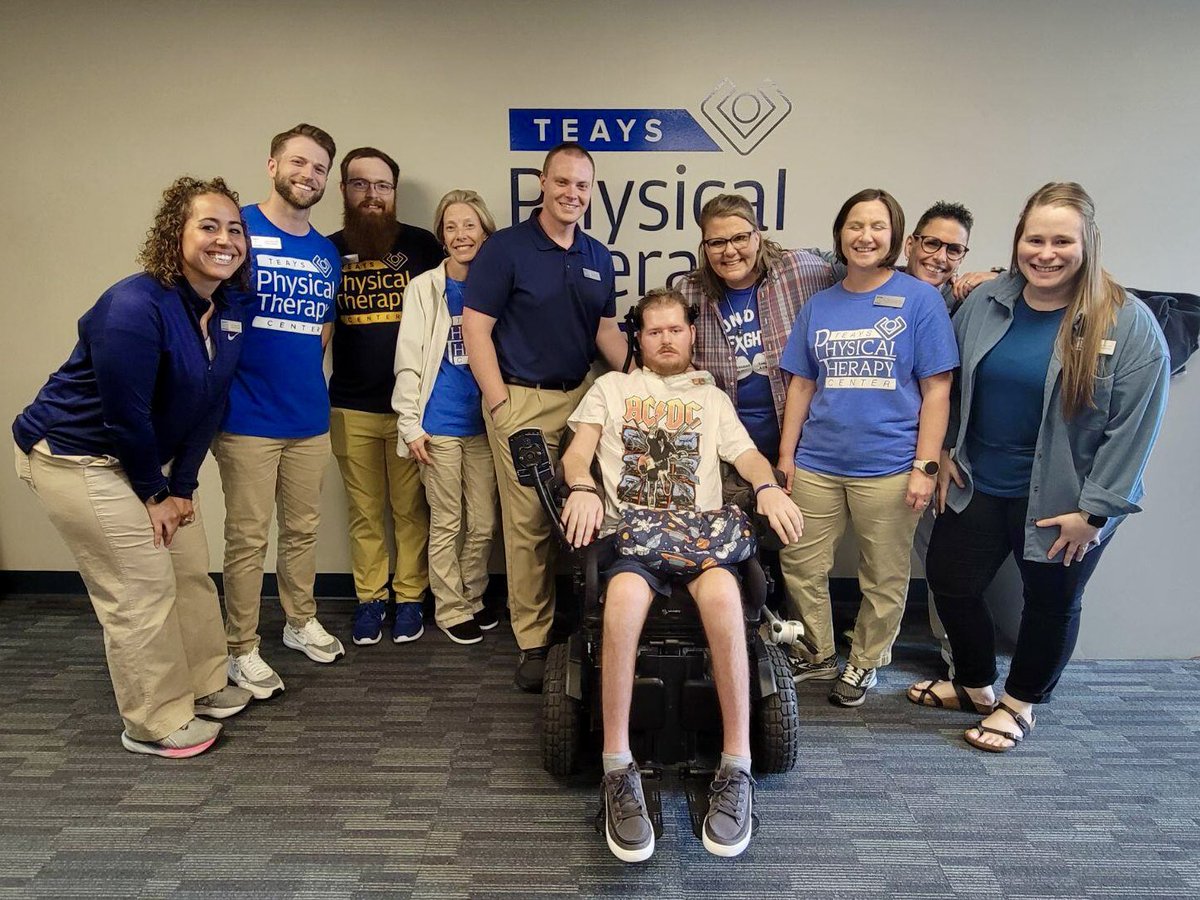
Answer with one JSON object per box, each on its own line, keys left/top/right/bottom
{"left": 718, "top": 284, "right": 778, "bottom": 458}
{"left": 568, "top": 368, "right": 756, "bottom": 535}
{"left": 222, "top": 205, "right": 339, "bottom": 439}
{"left": 328, "top": 225, "right": 443, "bottom": 413}
{"left": 780, "top": 270, "right": 958, "bottom": 477}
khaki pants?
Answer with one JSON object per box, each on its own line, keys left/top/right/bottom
{"left": 780, "top": 467, "right": 920, "bottom": 669}
{"left": 330, "top": 408, "right": 429, "bottom": 603}
{"left": 419, "top": 434, "right": 497, "bottom": 628}
{"left": 213, "top": 432, "right": 329, "bottom": 655}
{"left": 15, "top": 443, "right": 227, "bottom": 741}
{"left": 484, "top": 383, "right": 588, "bottom": 650}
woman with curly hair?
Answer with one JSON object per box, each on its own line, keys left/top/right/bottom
{"left": 13, "top": 176, "right": 255, "bottom": 758}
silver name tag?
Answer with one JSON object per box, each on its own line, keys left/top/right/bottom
{"left": 873, "top": 294, "right": 905, "bottom": 308}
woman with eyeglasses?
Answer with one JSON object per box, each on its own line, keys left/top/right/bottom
{"left": 393, "top": 190, "right": 500, "bottom": 646}
{"left": 908, "top": 182, "right": 1169, "bottom": 752}
{"left": 681, "top": 193, "right": 834, "bottom": 460}
{"left": 777, "top": 189, "right": 959, "bottom": 707}
{"left": 12, "top": 177, "right": 255, "bottom": 758}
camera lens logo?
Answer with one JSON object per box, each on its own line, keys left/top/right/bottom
{"left": 700, "top": 78, "right": 792, "bottom": 157}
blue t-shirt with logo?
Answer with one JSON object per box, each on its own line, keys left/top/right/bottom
{"left": 967, "top": 296, "right": 1066, "bottom": 497}
{"left": 718, "top": 284, "right": 779, "bottom": 458}
{"left": 781, "top": 270, "right": 959, "bottom": 477}
{"left": 223, "top": 205, "right": 340, "bottom": 439}
{"left": 422, "top": 278, "right": 485, "bottom": 437}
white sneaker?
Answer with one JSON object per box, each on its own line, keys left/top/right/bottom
{"left": 227, "top": 648, "right": 285, "bottom": 700}
{"left": 282, "top": 617, "right": 345, "bottom": 664}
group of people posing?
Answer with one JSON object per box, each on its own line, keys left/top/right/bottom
{"left": 12, "top": 126, "right": 1170, "bottom": 862}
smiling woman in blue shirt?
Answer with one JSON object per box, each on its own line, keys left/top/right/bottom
{"left": 909, "top": 182, "right": 1170, "bottom": 753}
{"left": 12, "top": 176, "right": 256, "bottom": 759}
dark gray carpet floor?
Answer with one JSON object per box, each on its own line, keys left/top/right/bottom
{"left": 1, "top": 593, "right": 1197, "bottom": 899}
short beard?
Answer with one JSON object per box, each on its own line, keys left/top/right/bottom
{"left": 342, "top": 202, "right": 399, "bottom": 261}
{"left": 645, "top": 348, "right": 693, "bottom": 377}
{"left": 274, "top": 172, "right": 324, "bottom": 210}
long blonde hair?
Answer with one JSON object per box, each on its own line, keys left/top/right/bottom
{"left": 1011, "top": 182, "right": 1125, "bottom": 418}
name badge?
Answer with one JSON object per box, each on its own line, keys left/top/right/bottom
{"left": 582, "top": 267, "right": 601, "bottom": 281}
{"left": 221, "top": 319, "right": 243, "bottom": 339}
{"left": 1099, "top": 339, "right": 1116, "bottom": 356}
{"left": 873, "top": 294, "right": 905, "bottom": 308}
{"left": 250, "top": 235, "right": 283, "bottom": 250}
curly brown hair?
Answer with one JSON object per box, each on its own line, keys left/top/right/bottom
{"left": 137, "top": 177, "right": 252, "bottom": 291}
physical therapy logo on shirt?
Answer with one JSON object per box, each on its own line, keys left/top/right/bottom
{"left": 618, "top": 394, "right": 703, "bottom": 509}
{"left": 446, "top": 315, "right": 468, "bottom": 365}
{"left": 814, "top": 316, "right": 908, "bottom": 389}
{"left": 253, "top": 254, "right": 335, "bottom": 335}
{"left": 384, "top": 250, "right": 409, "bottom": 271}
{"left": 337, "top": 260, "right": 412, "bottom": 326}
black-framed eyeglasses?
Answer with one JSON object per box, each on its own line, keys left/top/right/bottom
{"left": 913, "top": 234, "right": 969, "bottom": 261}
{"left": 346, "top": 178, "right": 395, "bottom": 195}
{"left": 702, "top": 231, "right": 756, "bottom": 252}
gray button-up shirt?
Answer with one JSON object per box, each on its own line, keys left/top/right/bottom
{"left": 946, "top": 272, "right": 1170, "bottom": 560}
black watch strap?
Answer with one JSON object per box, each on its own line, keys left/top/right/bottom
{"left": 146, "top": 486, "right": 170, "bottom": 506}
{"left": 1085, "top": 512, "right": 1108, "bottom": 528}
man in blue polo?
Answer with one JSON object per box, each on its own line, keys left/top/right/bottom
{"left": 462, "top": 141, "right": 628, "bottom": 691}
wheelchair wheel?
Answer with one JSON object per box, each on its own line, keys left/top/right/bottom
{"left": 541, "top": 643, "right": 583, "bottom": 775}
{"left": 753, "top": 642, "right": 800, "bottom": 773}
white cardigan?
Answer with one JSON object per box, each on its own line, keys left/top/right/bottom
{"left": 391, "top": 261, "right": 454, "bottom": 457}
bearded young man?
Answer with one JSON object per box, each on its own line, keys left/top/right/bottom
{"left": 326, "top": 148, "right": 444, "bottom": 647}
{"left": 560, "top": 287, "right": 804, "bottom": 862}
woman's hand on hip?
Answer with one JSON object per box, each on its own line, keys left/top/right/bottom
{"left": 905, "top": 469, "right": 936, "bottom": 511}
{"left": 1037, "top": 512, "right": 1102, "bottom": 567}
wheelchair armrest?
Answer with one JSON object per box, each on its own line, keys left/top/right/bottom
{"left": 737, "top": 554, "right": 768, "bottom": 620}
{"left": 508, "top": 428, "right": 571, "bottom": 548}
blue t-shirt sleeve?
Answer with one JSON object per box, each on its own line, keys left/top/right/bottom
{"left": 912, "top": 286, "right": 960, "bottom": 379}
{"left": 464, "top": 237, "right": 515, "bottom": 318}
{"left": 780, "top": 302, "right": 817, "bottom": 379}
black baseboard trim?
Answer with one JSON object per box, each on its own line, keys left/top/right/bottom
{"left": 2, "top": 570, "right": 929, "bottom": 604}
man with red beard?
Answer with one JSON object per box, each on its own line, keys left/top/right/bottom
{"left": 328, "top": 148, "right": 443, "bottom": 646}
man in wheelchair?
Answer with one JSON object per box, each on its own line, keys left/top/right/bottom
{"left": 559, "top": 287, "right": 804, "bottom": 862}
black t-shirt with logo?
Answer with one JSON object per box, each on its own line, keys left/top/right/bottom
{"left": 328, "top": 225, "right": 444, "bottom": 413}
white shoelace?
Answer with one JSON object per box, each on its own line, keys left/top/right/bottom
{"left": 299, "top": 618, "right": 334, "bottom": 643}
{"left": 237, "top": 649, "right": 275, "bottom": 680}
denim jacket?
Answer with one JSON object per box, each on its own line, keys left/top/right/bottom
{"left": 946, "top": 272, "right": 1170, "bottom": 560}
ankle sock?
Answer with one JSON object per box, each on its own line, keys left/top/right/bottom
{"left": 603, "top": 751, "right": 634, "bottom": 775}
{"left": 719, "top": 752, "right": 752, "bottom": 776}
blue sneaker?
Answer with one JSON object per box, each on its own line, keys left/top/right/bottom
{"left": 393, "top": 602, "right": 425, "bottom": 643}
{"left": 352, "top": 600, "right": 385, "bottom": 646}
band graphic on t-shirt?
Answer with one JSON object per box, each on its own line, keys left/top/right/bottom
{"left": 617, "top": 395, "right": 702, "bottom": 510}
{"left": 720, "top": 306, "right": 768, "bottom": 381}
{"left": 814, "top": 315, "right": 907, "bottom": 390}
{"left": 337, "top": 258, "right": 413, "bottom": 326}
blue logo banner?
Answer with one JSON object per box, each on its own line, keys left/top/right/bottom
{"left": 509, "top": 109, "right": 720, "bottom": 152}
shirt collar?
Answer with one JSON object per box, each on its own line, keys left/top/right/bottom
{"left": 527, "top": 208, "right": 586, "bottom": 253}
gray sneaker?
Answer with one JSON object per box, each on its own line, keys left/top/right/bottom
{"left": 600, "top": 764, "right": 655, "bottom": 863}
{"left": 282, "top": 617, "right": 345, "bottom": 663}
{"left": 828, "top": 664, "right": 878, "bottom": 707}
{"left": 702, "top": 767, "right": 756, "bottom": 857}
{"left": 120, "top": 717, "right": 221, "bottom": 759}
{"left": 789, "top": 653, "right": 840, "bottom": 683}
{"left": 194, "top": 684, "right": 253, "bottom": 719}
{"left": 227, "top": 648, "right": 285, "bottom": 700}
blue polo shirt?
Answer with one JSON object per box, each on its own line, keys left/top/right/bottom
{"left": 464, "top": 211, "right": 616, "bottom": 383}
{"left": 13, "top": 273, "right": 251, "bottom": 501}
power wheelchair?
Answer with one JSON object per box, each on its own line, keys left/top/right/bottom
{"left": 508, "top": 428, "right": 808, "bottom": 794}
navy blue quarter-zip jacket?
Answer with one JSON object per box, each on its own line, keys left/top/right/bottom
{"left": 13, "top": 272, "right": 252, "bottom": 501}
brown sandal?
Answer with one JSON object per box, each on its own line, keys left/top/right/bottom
{"left": 907, "top": 679, "right": 995, "bottom": 715}
{"left": 964, "top": 701, "right": 1035, "bottom": 753}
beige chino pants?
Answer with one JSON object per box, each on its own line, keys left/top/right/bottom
{"left": 213, "top": 432, "right": 329, "bottom": 656}
{"left": 418, "top": 433, "right": 497, "bottom": 628}
{"left": 330, "top": 407, "right": 429, "bottom": 604}
{"left": 15, "top": 442, "right": 227, "bottom": 741}
{"left": 483, "top": 383, "right": 588, "bottom": 650}
{"left": 780, "top": 467, "right": 920, "bottom": 669}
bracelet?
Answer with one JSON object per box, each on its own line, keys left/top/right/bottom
{"left": 754, "top": 483, "right": 784, "bottom": 497}
{"left": 568, "top": 483, "right": 599, "bottom": 495}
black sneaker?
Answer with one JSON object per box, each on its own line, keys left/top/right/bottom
{"left": 474, "top": 606, "right": 500, "bottom": 631}
{"left": 601, "top": 763, "right": 655, "bottom": 863}
{"left": 440, "top": 619, "right": 483, "bottom": 645}
{"left": 788, "top": 653, "right": 839, "bottom": 683}
{"left": 828, "top": 664, "right": 878, "bottom": 707}
{"left": 702, "top": 767, "right": 756, "bottom": 858}
{"left": 514, "top": 646, "right": 549, "bottom": 692}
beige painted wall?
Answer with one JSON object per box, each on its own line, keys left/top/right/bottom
{"left": 2, "top": 1, "right": 1198, "bottom": 654}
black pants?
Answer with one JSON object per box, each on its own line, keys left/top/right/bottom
{"left": 926, "top": 490, "right": 1108, "bottom": 704}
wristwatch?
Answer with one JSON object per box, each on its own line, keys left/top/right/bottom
{"left": 912, "top": 459, "right": 939, "bottom": 476}
{"left": 146, "top": 486, "right": 170, "bottom": 506}
{"left": 1085, "top": 512, "right": 1108, "bottom": 529}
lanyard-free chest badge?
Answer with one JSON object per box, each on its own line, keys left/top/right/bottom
{"left": 873, "top": 294, "right": 905, "bottom": 308}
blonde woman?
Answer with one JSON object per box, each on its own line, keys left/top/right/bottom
{"left": 910, "top": 182, "right": 1170, "bottom": 752}
{"left": 393, "top": 190, "right": 499, "bottom": 644}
